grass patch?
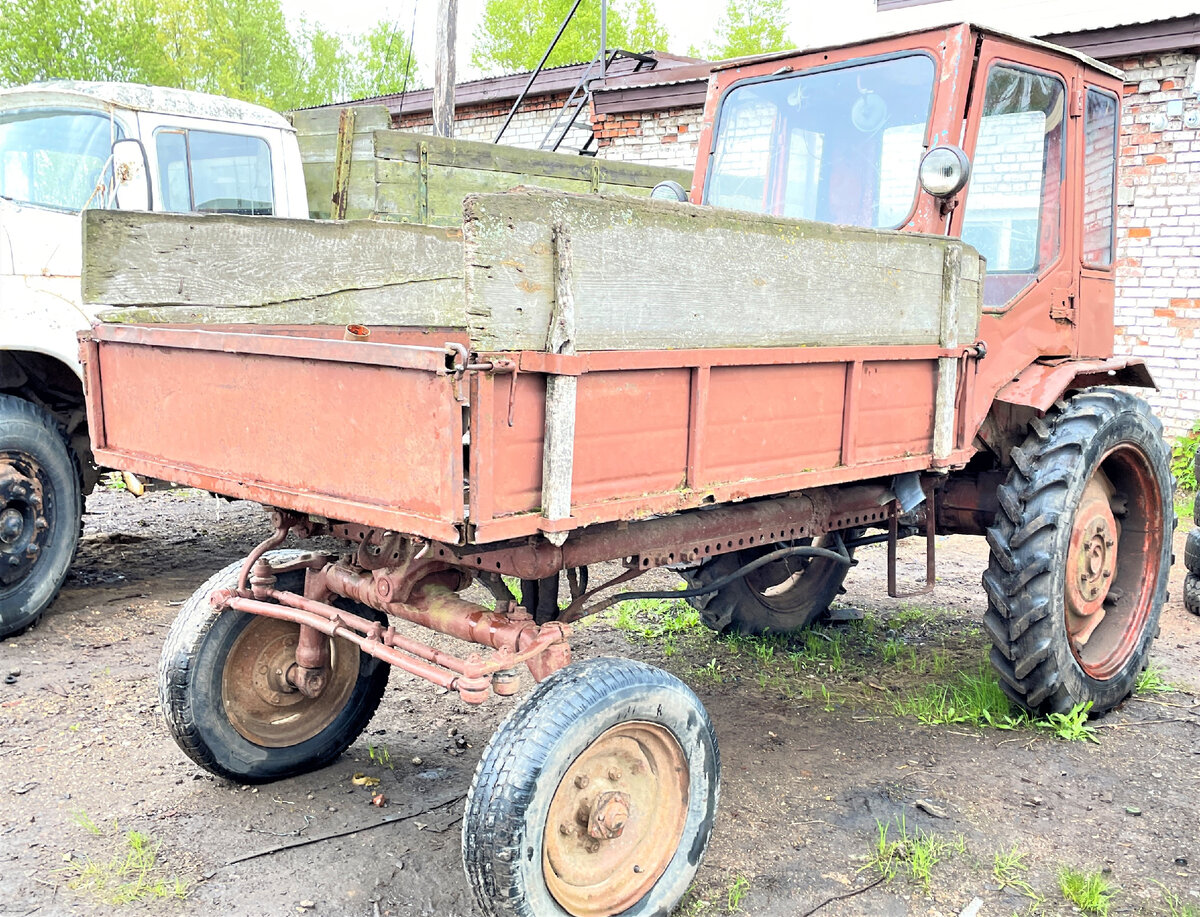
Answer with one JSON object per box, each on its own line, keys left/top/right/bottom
{"left": 1058, "top": 867, "right": 1113, "bottom": 915}
{"left": 893, "top": 665, "right": 1026, "bottom": 729}
{"left": 1135, "top": 662, "right": 1174, "bottom": 695}
{"left": 65, "top": 817, "right": 189, "bottom": 905}
{"left": 1156, "top": 883, "right": 1200, "bottom": 917}
{"left": 725, "top": 874, "right": 750, "bottom": 912}
{"left": 993, "top": 846, "right": 1041, "bottom": 903}
{"left": 863, "top": 816, "right": 952, "bottom": 893}
{"left": 1038, "top": 702, "right": 1099, "bottom": 744}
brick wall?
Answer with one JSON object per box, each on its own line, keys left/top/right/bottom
{"left": 593, "top": 107, "right": 703, "bottom": 169}
{"left": 395, "top": 94, "right": 569, "bottom": 149}
{"left": 1113, "top": 52, "right": 1200, "bottom": 439}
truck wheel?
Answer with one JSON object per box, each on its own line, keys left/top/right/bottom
{"left": 984, "top": 389, "right": 1171, "bottom": 716}
{"left": 463, "top": 657, "right": 719, "bottom": 917}
{"left": 1185, "top": 574, "right": 1200, "bottom": 617}
{"left": 682, "top": 535, "right": 854, "bottom": 635}
{"left": 0, "top": 395, "right": 81, "bottom": 639}
{"left": 159, "top": 550, "right": 390, "bottom": 782}
{"left": 1184, "top": 527, "right": 1200, "bottom": 576}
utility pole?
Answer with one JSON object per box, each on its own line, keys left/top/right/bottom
{"left": 434, "top": 0, "right": 458, "bottom": 138}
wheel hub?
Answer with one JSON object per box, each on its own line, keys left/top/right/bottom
{"left": 543, "top": 722, "right": 689, "bottom": 917}
{"left": 1065, "top": 474, "right": 1119, "bottom": 646}
{"left": 0, "top": 458, "right": 48, "bottom": 588}
{"left": 222, "top": 616, "right": 359, "bottom": 747}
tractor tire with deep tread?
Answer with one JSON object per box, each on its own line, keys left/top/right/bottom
{"left": 462, "top": 657, "right": 719, "bottom": 917}
{"left": 682, "top": 535, "right": 854, "bottom": 636}
{"left": 1184, "top": 527, "right": 1200, "bottom": 576}
{"left": 159, "top": 550, "right": 390, "bottom": 782}
{"left": 1185, "top": 574, "right": 1200, "bottom": 616}
{"left": 0, "top": 394, "right": 81, "bottom": 639}
{"left": 983, "top": 388, "right": 1172, "bottom": 717}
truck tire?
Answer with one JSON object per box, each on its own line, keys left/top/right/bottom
{"left": 159, "top": 550, "right": 390, "bottom": 782}
{"left": 463, "top": 657, "right": 719, "bottom": 917}
{"left": 1185, "top": 574, "right": 1200, "bottom": 616}
{"left": 682, "top": 535, "right": 854, "bottom": 635}
{"left": 0, "top": 394, "right": 81, "bottom": 639}
{"left": 1184, "top": 527, "right": 1200, "bottom": 576}
{"left": 983, "top": 389, "right": 1171, "bottom": 716}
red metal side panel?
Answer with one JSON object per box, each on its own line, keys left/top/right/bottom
{"left": 88, "top": 330, "right": 464, "bottom": 541}
{"left": 701, "top": 364, "right": 845, "bottom": 484}
{"left": 855, "top": 360, "right": 937, "bottom": 463}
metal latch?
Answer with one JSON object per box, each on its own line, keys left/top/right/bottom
{"left": 1050, "top": 288, "right": 1075, "bottom": 321}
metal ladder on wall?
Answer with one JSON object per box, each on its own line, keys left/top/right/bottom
{"left": 493, "top": 0, "right": 658, "bottom": 156}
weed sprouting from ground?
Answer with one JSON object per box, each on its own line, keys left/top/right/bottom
{"left": 64, "top": 818, "right": 189, "bottom": 905}
{"left": 1039, "top": 702, "right": 1099, "bottom": 744}
{"left": 993, "top": 846, "right": 1041, "bottom": 902}
{"left": 1135, "top": 662, "right": 1174, "bottom": 695}
{"left": 1155, "top": 882, "right": 1200, "bottom": 917}
{"left": 368, "top": 742, "right": 394, "bottom": 770}
{"left": 862, "top": 816, "right": 952, "bottom": 893}
{"left": 1057, "top": 866, "right": 1113, "bottom": 915}
{"left": 725, "top": 874, "right": 750, "bottom": 912}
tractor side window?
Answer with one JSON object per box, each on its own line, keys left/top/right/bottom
{"left": 1082, "top": 89, "right": 1118, "bottom": 267}
{"left": 960, "top": 65, "right": 1066, "bottom": 307}
{"left": 154, "top": 128, "right": 274, "bottom": 215}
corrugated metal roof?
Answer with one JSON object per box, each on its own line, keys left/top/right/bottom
{"left": 0, "top": 81, "right": 293, "bottom": 130}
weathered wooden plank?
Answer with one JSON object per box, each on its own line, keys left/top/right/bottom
{"left": 289, "top": 105, "right": 390, "bottom": 135}
{"left": 463, "top": 190, "right": 983, "bottom": 352}
{"left": 83, "top": 210, "right": 467, "bottom": 328}
{"left": 298, "top": 133, "right": 376, "bottom": 164}
{"left": 373, "top": 130, "right": 690, "bottom": 189}
{"left": 540, "top": 222, "right": 577, "bottom": 544}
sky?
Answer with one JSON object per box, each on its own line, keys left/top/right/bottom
{"left": 280, "top": 0, "right": 784, "bottom": 84}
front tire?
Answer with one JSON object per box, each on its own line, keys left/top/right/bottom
{"left": 983, "top": 389, "right": 1171, "bottom": 716}
{"left": 462, "top": 658, "right": 719, "bottom": 917}
{"left": 159, "top": 550, "right": 390, "bottom": 782}
{"left": 0, "top": 395, "right": 81, "bottom": 639}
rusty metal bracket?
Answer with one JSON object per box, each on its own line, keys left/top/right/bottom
{"left": 887, "top": 487, "right": 936, "bottom": 599}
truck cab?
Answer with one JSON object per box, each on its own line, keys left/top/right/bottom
{"left": 0, "top": 82, "right": 307, "bottom": 637}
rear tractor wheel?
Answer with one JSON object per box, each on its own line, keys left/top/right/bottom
{"left": 159, "top": 550, "right": 391, "bottom": 782}
{"left": 682, "top": 534, "right": 856, "bottom": 636}
{"left": 984, "top": 388, "right": 1172, "bottom": 716}
{"left": 463, "top": 657, "right": 719, "bottom": 917}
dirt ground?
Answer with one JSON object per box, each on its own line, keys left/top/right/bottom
{"left": 1, "top": 488, "right": 1198, "bottom": 917}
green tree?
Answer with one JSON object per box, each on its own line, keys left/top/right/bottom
{"left": 473, "top": 0, "right": 671, "bottom": 75}
{"left": 703, "top": 0, "right": 791, "bottom": 60}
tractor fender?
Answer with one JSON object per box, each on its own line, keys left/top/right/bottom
{"left": 994, "top": 357, "right": 1156, "bottom": 413}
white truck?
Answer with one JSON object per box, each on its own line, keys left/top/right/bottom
{"left": 0, "top": 81, "right": 309, "bottom": 638}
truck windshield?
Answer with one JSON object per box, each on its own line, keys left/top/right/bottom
{"left": 0, "top": 109, "right": 118, "bottom": 211}
{"left": 705, "top": 54, "right": 936, "bottom": 228}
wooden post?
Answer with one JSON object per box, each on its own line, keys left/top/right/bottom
{"left": 540, "top": 222, "right": 577, "bottom": 546}
{"left": 433, "top": 0, "right": 457, "bottom": 138}
{"left": 933, "top": 242, "right": 962, "bottom": 460}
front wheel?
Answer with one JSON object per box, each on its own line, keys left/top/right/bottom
{"left": 0, "top": 395, "right": 81, "bottom": 639}
{"left": 983, "top": 388, "right": 1172, "bottom": 716}
{"left": 158, "top": 550, "right": 390, "bottom": 782}
{"left": 462, "top": 658, "right": 719, "bottom": 917}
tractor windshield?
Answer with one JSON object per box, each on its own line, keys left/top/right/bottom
{"left": 0, "top": 108, "right": 118, "bottom": 211}
{"left": 705, "top": 54, "right": 937, "bottom": 229}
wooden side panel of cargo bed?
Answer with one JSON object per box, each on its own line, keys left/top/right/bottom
{"left": 82, "top": 210, "right": 466, "bottom": 328}
{"left": 462, "top": 190, "right": 983, "bottom": 352}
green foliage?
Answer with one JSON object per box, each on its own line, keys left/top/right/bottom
{"left": 1038, "top": 702, "right": 1099, "bottom": 744}
{"left": 993, "top": 846, "right": 1042, "bottom": 903}
{"left": 725, "top": 874, "right": 750, "bottom": 912}
{"left": 1172, "top": 420, "right": 1200, "bottom": 492}
{"left": 1057, "top": 866, "right": 1113, "bottom": 915}
{"left": 863, "top": 816, "right": 949, "bottom": 893}
{"left": 893, "top": 666, "right": 1026, "bottom": 729}
{"left": 696, "top": 0, "right": 791, "bottom": 60}
{"left": 0, "top": 0, "right": 419, "bottom": 110}
{"left": 66, "top": 820, "right": 189, "bottom": 905}
{"left": 1135, "top": 662, "right": 1173, "bottom": 694}
{"left": 473, "top": 0, "right": 671, "bottom": 74}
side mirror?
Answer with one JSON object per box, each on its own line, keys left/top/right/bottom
{"left": 111, "top": 139, "right": 152, "bottom": 211}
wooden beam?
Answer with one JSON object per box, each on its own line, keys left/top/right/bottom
{"left": 540, "top": 223, "right": 578, "bottom": 545}
{"left": 434, "top": 0, "right": 458, "bottom": 138}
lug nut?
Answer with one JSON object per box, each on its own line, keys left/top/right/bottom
{"left": 559, "top": 823, "right": 571, "bottom": 836}
{"left": 25, "top": 544, "right": 38, "bottom": 559}
{"left": 574, "top": 774, "right": 589, "bottom": 789}
{"left": 608, "top": 767, "right": 621, "bottom": 781}
{"left": 586, "top": 841, "right": 600, "bottom": 853}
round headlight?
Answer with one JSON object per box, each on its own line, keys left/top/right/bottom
{"left": 649, "top": 179, "right": 688, "bottom": 202}
{"left": 919, "top": 145, "right": 971, "bottom": 198}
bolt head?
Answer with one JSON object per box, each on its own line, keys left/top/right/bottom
{"left": 558, "top": 823, "right": 571, "bottom": 836}
{"left": 608, "top": 767, "right": 622, "bottom": 781}
{"left": 574, "top": 774, "right": 589, "bottom": 789}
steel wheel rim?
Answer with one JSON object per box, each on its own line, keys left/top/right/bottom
{"left": 221, "top": 616, "right": 359, "bottom": 747}
{"left": 543, "top": 722, "right": 689, "bottom": 917}
{"left": 1064, "top": 444, "right": 1163, "bottom": 680}
{"left": 744, "top": 536, "right": 831, "bottom": 611}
